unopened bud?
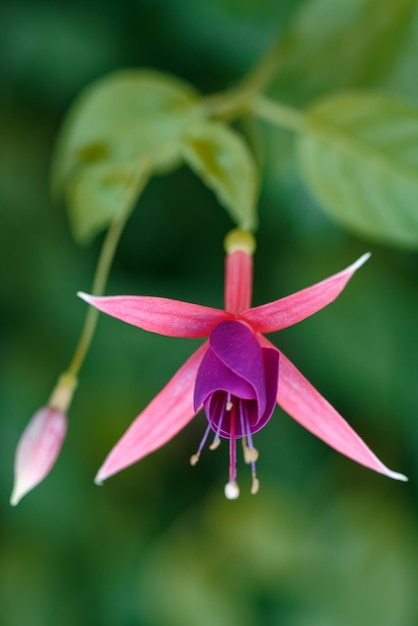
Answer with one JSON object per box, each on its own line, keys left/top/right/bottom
{"left": 10, "top": 406, "right": 67, "bottom": 506}
{"left": 10, "top": 374, "right": 76, "bottom": 506}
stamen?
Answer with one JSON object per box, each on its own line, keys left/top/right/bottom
{"left": 225, "top": 392, "right": 233, "bottom": 412}
{"left": 242, "top": 441, "right": 259, "bottom": 464}
{"left": 190, "top": 453, "right": 200, "bottom": 466}
{"left": 189, "top": 422, "right": 212, "bottom": 466}
{"left": 242, "top": 437, "right": 248, "bottom": 460}
{"left": 251, "top": 474, "right": 260, "bottom": 495}
{"left": 224, "top": 481, "right": 240, "bottom": 500}
{"left": 209, "top": 438, "right": 221, "bottom": 451}
{"left": 209, "top": 393, "right": 228, "bottom": 450}
{"left": 241, "top": 403, "right": 260, "bottom": 495}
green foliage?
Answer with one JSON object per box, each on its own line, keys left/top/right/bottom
{"left": 137, "top": 486, "right": 417, "bottom": 626}
{"left": 181, "top": 121, "right": 259, "bottom": 231}
{"left": 65, "top": 160, "right": 150, "bottom": 243}
{"left": 296, "top": 91, "right": 418, "bottom": 248}
{"left": 52, "top": 70, "right": 202, "bottom": 243}
{"left": 2, "top": 1, "right": 418, "bottom": 625}
{"left": 270, "top": 0, "right": 418, "bottom": 105}
{"left": 52, "top": 69, "right": 260, "bottom": 241}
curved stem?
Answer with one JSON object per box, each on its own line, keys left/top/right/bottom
{"left": 60, "top": 39, "right": 300, "bottom": 385}
{"left": 250, "top": 94, "right": 306, "bottom": 133}
{"left": 239, "top": 36, "right": 292, "bottom": 97}
{"left": 66, "top": 164, "right": 151, "bottom": 378}
{"left": 202, "top": 36, "right": 292, "bottom": 120}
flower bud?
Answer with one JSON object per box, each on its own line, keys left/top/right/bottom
{"left": 10, "top": 407, "right": 67, "bottom": 505}
{"left": 10, "top": 373, "right": 76, "bottom": 506}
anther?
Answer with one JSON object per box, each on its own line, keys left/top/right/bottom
{"left": 244, "top": 446, "right": 259, "bottom": 464}
{"left": 251, "top": 474, "right": 260, "bottom": 495}
{"left": 225, "top": 393, "right": 233, "bottom": 412}
{"left": 190, "top": 453, "right": 200, "bottom": 466}
{"left": 209, "top": 438, "right": 221, "bottom": 450}
{"left": 224, "top": 481, "right": 240, "bottom": 500}
{"left": 242, "top": 438, "right": 259, "bottom": 464}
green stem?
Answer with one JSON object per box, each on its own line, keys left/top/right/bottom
{"left": 200, "top": 38, "right": 305, "bottom": 136}
{"left": 202, "top": 36, "right": 292, "bottom": 119}
{"left": 66, "top": 164, "right": 150, "bottom": 379}
{"left": 250, "top": 94, "right": 306, "bottom": 133}
{"left": 239, "top": 36, "right": 292, "bottom": 97}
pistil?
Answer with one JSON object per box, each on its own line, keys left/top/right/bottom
{"left": 224, "top": 397, "right": 240, "bottom": 500}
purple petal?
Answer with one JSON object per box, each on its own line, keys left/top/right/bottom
{"left": 209, "top": 321, "right": 266, "bottom": 416}
{"left": 255, "top": 348, "right": 280, "bottom": 429}
{"left": 193, "top": 349, "right": 256, "bottom": 412}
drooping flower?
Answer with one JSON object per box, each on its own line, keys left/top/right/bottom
{"left": 10, "top": 373, "right": 77, "bottom": 505}
{"left": 79, "top": 230, "right": 406, "bottom": 498}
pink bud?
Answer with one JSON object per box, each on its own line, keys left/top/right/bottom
{"left": 10, "top": 407, "right": 67, "bottom": 506}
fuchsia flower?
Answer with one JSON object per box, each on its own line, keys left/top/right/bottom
{"left": 79, "top": 231, "right": 406, "bottom": 498}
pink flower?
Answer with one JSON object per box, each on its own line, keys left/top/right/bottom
{"left": 79, "top": 232, "right": 406, "bottom": 498}
{"left": 11, "top": 372, "right": 76, "bottom": 505}
{"left": 10, "top": 407, "right": 67, "bottom": 505}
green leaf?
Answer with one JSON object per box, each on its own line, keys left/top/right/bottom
{"left": 270, "top": 0, "right": 418, "bottom": 106}
{"left": 181, "top": 121, "right": 259, "bottom": 231}
{"left": 65, "top": 159, "right": 150, "bottom": 243}
{"left": 52, "top": 69, "right": 202, "bottom": 242}
{"left": 296, "top": 91, "right": 418, "bottom": 248}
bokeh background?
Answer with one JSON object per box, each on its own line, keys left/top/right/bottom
{"left": 1, "top": 1, "right": 417, "bottom": 625}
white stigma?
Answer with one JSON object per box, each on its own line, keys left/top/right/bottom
{"left": 224, "top": 481, "right": 240, "bottom": 500}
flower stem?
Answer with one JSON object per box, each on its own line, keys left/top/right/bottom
{"left": 202, "top": 36, "right": 292, "bottom": 120}
{"left": 66, "top": 164, "right": 151, "bottom": 379}
{"left": 250, "top": 94, "right": 306, "bottom": 133}
{"left": 239, "top": 36, "right": 292, "bottom": 98}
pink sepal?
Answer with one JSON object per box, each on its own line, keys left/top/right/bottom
{"left": 95, "top": 342, "right": 208, "bottom": 483}
{"left": 11, "top": 407, "right": 67, "bottom": 505}
{"left": 78, "top": 293, "right": 230, "bottom": 338}
{"left": 241, "top": 254, "right": 371, "bottom": 333}
{"left": 259, "top": 336, "right": 407, "bottom": 481}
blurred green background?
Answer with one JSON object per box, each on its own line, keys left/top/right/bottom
{"left": 1, "top": 0, "right": 417, "bottom": 625}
